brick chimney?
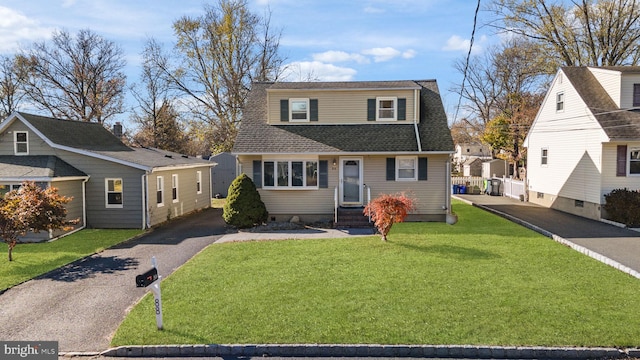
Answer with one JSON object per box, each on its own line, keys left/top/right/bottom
{"left": 113, "top": 122, "right": 123, "bottom": 138}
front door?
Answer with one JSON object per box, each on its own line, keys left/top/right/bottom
{"left": 340, "top": 157, "right": 363, "bottom": 206}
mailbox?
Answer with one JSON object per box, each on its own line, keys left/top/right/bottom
{"left": 136, "top": 267, "right": 158, "bottom": 287}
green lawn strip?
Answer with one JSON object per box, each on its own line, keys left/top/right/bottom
{"left": 112, "top": 201, "right": 640, "bottom": 347}
{"left": 0, "top": 229, "right": 144, "bottom": 291}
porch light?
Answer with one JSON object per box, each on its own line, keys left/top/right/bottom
{"left": 332, "top": 158, "right": 337, "bottom": 166}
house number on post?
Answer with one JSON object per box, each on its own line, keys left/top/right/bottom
{"left": 135, "top": 256, "right": 163, "bottom": 330}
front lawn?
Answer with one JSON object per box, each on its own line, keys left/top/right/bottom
{"left": 0, "top": 229, "right": 144, "bottom": 291}
{"left": 112, "top": 201, "right": 640, "bottom": 347}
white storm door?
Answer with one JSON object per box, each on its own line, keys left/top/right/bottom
{"left": 339, "top": 157, "right": 363, "bottom": 206}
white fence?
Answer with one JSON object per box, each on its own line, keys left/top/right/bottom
{"left": 452, "top": 176, "right": 527, "bottom": 200}
{"left": 502, "top": 177, "right": 526, "bottom": 200}
{"left": 451, "top": 176, "right": 483, "bottom": 188}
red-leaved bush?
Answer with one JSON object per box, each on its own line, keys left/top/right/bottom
{"left": 363, "top": 193, "right": 416, "bottom": 241}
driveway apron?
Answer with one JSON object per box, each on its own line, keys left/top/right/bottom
{"left": 0, "top": 208, "right": 226, "bottom": 352}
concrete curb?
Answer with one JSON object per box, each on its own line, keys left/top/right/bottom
{"left": 93, "top": 344, "right": 635, "bottom": 359}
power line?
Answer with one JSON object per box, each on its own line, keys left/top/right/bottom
{"left": 453, "top": 0, "right": 481, "bottom": 123}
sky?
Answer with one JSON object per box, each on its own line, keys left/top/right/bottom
{"left": 0, "top": 0, "right": 495, "bottom": 128}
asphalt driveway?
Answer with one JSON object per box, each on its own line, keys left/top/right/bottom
{"left": 0, "top": 208, "right": 227, "bottom": 353}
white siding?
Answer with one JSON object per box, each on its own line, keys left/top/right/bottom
{"left": 589, "top": 68, "right": 622, "bottom": 107}
{"left": 526, "top": 69, "right": 608, "bottom": 204}
{"left": 620, "top": 74, "right": 640, "bottom": 108}
{"left": 601, "top": 142, "right": 640, "bottom": 201}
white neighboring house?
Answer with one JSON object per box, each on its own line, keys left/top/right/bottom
{"left": 524, "top": 66, "right": 640, "bottom": 221}
{"left": 453, "top": 143, "right": 491, "bottom": 173}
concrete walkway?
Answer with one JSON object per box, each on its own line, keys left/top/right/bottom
{"left": 454, "top": 194, "right": 640, "bottom": 277}
{"left": 0, "top": 208, "right": 227, "bottom": 353}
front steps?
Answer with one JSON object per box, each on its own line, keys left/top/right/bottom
{"left": 334, "top": 207, "right": 374, "bottom": 228}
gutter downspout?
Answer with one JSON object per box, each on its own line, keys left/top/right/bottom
{"left": 413, "top": 88, "right": 422, "bottom": 152}
{"left": 82, "top": 177, "right": 89, "bottom": 230}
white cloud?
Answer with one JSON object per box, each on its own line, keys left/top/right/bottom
{"left": 280, "top": 61, "right": 356, "bottom": 82}
{"left": 361, "top": 47, "right": 402, "bottom": 62}
{"left": 0, "top": 6, "right": 53, "bottom": 53}
{"left": 442, "top": 34, "right": 487, "bottom": 54}
{"left": 402, "top": 49, "right": 416, "bottom": 59}
{"left": 312, "top": 50, "right": 369, "bottom": 64}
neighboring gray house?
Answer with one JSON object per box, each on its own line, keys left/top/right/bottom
{"left": 233, "top": 80, "right": 454, "bottom": 223}
{"left": 0, "top": 112, "right": 213, "bottom": 240}
{"left": 210, "top": 152, "right": 237, "bottom": 198}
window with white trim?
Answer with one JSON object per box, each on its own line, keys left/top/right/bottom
{"left": 630, "top": 147, "right": 640, "bottom": 175}
{"left": 106, "top": 178, "right": 123, "bottom": 208}
{"left": 0, "top": 184, "right": 21, "bottom": 197}
{"left": 556, "top": 92, "right": 564, "bottom": 112}
{"left": 290, "top": 98, "right": 310, "bottom": 122}
{"left": 396, "top": 156, "right": 417, "bottom": 181}
{"left": 14, "top": 131, "right": 28, "bottom": 155}
{"left": 156, "top": 176, "right": 164, "bottom": 207}
{"left": 541, "top": 148, "right": 548, "bottom": 166}
{"left": 172, "top": 174, "right": 179, "bottom": 202}
{"left": 377, "top": 97, "right": 397, "bottom": 120}
{"left": 196, "top": 171, "right": 202, "bottom": 194}
{"left": 263, "top": 160, "right": 319, "bottom": 188}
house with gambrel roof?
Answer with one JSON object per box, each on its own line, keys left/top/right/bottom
{"left": 233, "top": 80, "right": 454, "bottom": 224}
{"left": 524, "top": 66, "right": 640, "bottom": 221}
{"left": 0, "top": 112, "right": 212, "bottom": 240}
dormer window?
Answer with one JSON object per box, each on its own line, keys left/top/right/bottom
{"left": 367, "top": 97, "right": 406, "bottom": 121}
{"left": 290, "top": 98, "right": 309, "bottom": 121}
{"left": 633, "top": 84, "right": 640, "bottom": 107}
{"left": 377, "top": 97, "right": 397, "bottom": 120}
{"left": 14, "top": 131, "right": 28, "bottom": 155}
{"left": 280, "top": 98, "right": 318, "bottom": 122}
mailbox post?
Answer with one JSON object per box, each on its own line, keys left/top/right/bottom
{"left": 135, "top": 256, "right": 163, "bottom": 330}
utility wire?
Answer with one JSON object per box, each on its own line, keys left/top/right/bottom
{"left": 453, "top": 0, "right": 481, "bottom": 123}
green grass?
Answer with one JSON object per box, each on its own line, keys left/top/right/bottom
{"left": 211, "top": 198, "right": 226, "bottom": 208}
{"left": 0, "top": 229, "right": 144, "bottom": 291}
{"left": 112, "top": 201, "right": 640, "bottom": 347}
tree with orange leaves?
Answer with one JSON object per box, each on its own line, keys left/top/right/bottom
{"left": 1, "top": 181, "right": 78, "bottom": 261}
{"left": 364, "top": 193, "right": 416, "bottom": 242}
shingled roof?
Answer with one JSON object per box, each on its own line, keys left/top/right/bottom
{"left": 0, "top": 155, "right": 87, "bottom": 179}
{"left": 233, "top": 80, "right": 453, "bottom": 154}
{"left": 6, "top": 112, "right": 211, "bottom": 171}
{"left": 562, "top": 67, "right": 640, "bottom": 140}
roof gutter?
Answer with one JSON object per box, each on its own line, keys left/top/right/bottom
{"left": 413, "top": 88, "right": 422, "bottom": 152}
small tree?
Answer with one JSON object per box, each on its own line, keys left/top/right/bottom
{"left": 223, "top": 174, "right": 268, "bottom": 228}
{"left": 1, "top": 181, "right": 77, "bottom": 261}
{"left": 364, "top": 193, "right": 416, "bottom": 242}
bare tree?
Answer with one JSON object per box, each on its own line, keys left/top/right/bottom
{"left": 151, "top": 0, "right": 284, "bottom": 153}
{"left": 0, "top": 55, "right": 27, "bottom": 118}
{"left": 452, "top": 39, "right": 547, "bottom": 136}
{"left": 130, "top": 38, "right": 177, "bottom": 149}
{"left": 488, "top": 0, "right": 640, "bottom": 67}
{"left": 19, "top": 29, "right": 126, "bottom": 123}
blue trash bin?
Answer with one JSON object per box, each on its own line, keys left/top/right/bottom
{"left": 452, "top": 184, "right": 459, "bottom": 194}
{"left": 459, "top": 185, "right": 467, "bottom": 194}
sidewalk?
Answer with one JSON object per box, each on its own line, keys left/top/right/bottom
{"left": 454, "top": 194, "right": 640, "bottom": 278}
